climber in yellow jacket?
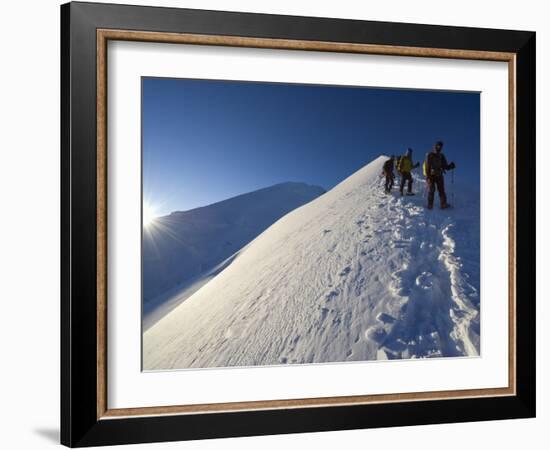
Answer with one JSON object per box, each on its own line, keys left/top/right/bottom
{"left": 397, "top": 148, "right": 419, "bottom": 196}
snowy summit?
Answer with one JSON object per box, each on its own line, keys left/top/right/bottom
{"left": 143, "top": 156, "right": 480, "bottom": 370}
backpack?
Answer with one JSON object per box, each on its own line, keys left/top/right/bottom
{"left": 426, "top": 152, "right": 445, "bottom": 176}
{"left": 395, "top": 156, "right": 402, "bottom": 170}
{"left": 397, "top": 156, "right": 412, "bottom": 173}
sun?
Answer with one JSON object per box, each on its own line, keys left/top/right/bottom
{"left": 143, "top": 203, "right": 157, "bottom": 227}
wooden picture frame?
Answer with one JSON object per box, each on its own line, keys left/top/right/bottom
{"left": 61, "top": 1, "right": 535, "bottom": 447}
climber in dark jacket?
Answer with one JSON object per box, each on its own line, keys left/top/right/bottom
{"left": 382, "top": 156, "right": 395, "bottom": 193}
{"left": 424, "top": 141, "right": 456, "bottom": 209}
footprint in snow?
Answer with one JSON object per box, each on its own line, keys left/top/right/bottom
{"left": 377, "top": 312, "right": 397, "bottom": 324}
{"left": 391, "top": 241, "right": 412, "bottom": 249}
{"left": 390, "top": 269, "right": 412, "bottom": 296}
{"left": 415, "top": 271, "right": 434, "bottom": 290}
{"left": 339, "top": 266, "right": 351, "bottom": 276}
{"left": 365, "top": 326, "right": 387, "bottom": 343}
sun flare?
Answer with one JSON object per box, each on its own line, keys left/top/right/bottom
{"left": 143, "top": 203, "right": 157, "bottom": 227}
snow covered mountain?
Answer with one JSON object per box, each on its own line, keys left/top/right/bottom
{"left": 143, "top": 182, "right": 325, "bottom": 322}
{"left": 143, "top": 156, "right": 480, "bottom": 370}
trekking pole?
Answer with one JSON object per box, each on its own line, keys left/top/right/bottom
{"left": 451, "top": 169, "right": 455, "bottom": 207}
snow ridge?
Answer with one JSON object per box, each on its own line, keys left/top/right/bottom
{"left": 143, "top": 156, "right": 480, "bottom": 369}
{"left": 143, "top": 181, "right": 325, "bottom": 311}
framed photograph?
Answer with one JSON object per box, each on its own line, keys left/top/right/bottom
{"left": 61, "top": 1, "right": 536, "bottom": 447}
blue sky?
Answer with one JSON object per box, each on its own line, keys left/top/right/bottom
{"left": 142, "top": 77, "right": 479, "bottom": 215}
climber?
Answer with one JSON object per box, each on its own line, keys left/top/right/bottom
{"left": 397, "top": 148, "right": 419, "bottom": 196}
{"left": 423, "top": 141, "right": 456, "bottom": 209}
{"left": 382, "top": 155, "right": 396, "bottom": 194}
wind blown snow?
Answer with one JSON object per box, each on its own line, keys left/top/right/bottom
{"left": 142, "top": 182, "right": 325, "bottom": 328}
{"left": 143, "top": 156, "right": 480, "bottom": 370}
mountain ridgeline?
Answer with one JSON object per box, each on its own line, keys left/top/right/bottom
{"left": 143, "top": 182, "right": 326, "bottom": 308}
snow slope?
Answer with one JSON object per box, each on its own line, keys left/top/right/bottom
{"left": 143, "top": 156, "right": 480, "bottom": 370}
{"left": 143, "top": 182, "right": 325, "bottom": 321}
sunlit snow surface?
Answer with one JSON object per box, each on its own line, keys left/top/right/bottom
{"left": 142, "top": 182, "right": 325, "bottom": 327}
{"left": 143, "top": 156, "right": 480, "bottom": 370}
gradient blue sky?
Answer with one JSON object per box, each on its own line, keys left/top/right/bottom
{"left": 143, "top": 77, "right": 479, "bottom": 216}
